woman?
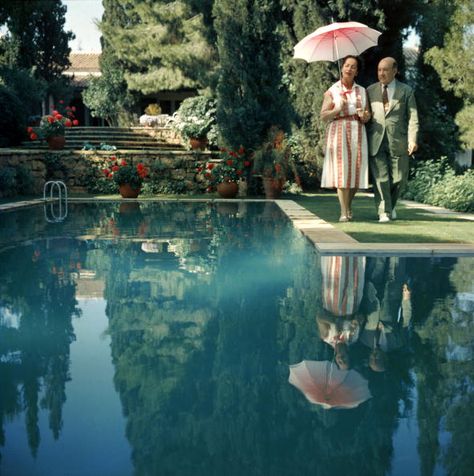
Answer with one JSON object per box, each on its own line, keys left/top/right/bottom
{"left": 316, "top": 255, "right": 367, "bottom": 369}
{"left": 320, "top": 56, "right": 370, "bottom": 222}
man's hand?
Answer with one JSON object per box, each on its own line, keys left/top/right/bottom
{"left": 408, "top": 142, "right": 418, "bottom": 156}
{"left": 402, "top": 283, "right": 411, "bottom": 301}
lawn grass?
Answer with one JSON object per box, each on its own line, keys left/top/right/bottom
{"left": 292, "top": 192, "right": 474, "bottom": 244}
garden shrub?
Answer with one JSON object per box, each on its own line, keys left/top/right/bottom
{"left": 0, "top": 165, "right": 35, "bottom": 197}
{"left": 403, "top": 157, "right": 474, "bottom": 212}
{"left": 287, "top": 130, "right": 322, "bottom": 191}
{"left": 15, "top": 165, "right": 35, "bottom": 195}
{"left": 0, "top": 167, "right": 17, "bottom": 196}
{"left": 403, "top": 157, "right": 451, "bottom": 202}
{"left": 172, "top": 96, "right": 218, "bottom": 148}
{"left": 0, "top": 66, "right": 46, "bottom": 117}
{"left": 427, "top": 169, "right": 474, "bottom": 212}
{"left": 0, "top": 84, "right": 27, "bottom": 147}
{"left": 43, "top": 152, "right": 67, "bottom": 180}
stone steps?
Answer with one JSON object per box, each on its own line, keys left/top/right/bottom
{"left": 22, "top": 126, "right": 185, "bottom": 151}
{"left": 20, "top": 142, "right": 183, "bottom": 150}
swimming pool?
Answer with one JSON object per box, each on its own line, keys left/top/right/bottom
{"left": 0, "top": 201, "right": 473, "bottom": 476}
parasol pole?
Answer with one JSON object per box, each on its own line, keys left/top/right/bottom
{"left": 333, "top": 31, "right": 341, "bottom": 79}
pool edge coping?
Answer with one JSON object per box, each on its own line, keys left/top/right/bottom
{"left": 1, "top": 197, "right": 474, "bottom": 257}
{"left": 274, "top": 200, "right": 474, "bottom": 257}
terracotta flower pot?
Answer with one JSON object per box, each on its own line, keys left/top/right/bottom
{"left": 46, "top": 135, "right": 66, "bottom": 150}
{"left": 119, "top": 183, "right": 141, "bottom": 198}
{"left": 119, "top": 202, "right": 141, "bottom": 214}
{"left": 216, "top": 181, "right": 239, "bottom": 198}
{"left": 189, "top": 137, "right": 208, "bottom": 150}
{"left": 262, "top": 177, "right": 284, "bottom": 199}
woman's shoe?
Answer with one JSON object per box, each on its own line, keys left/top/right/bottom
{"left": 347, "top": 209, "right": 353, "bottom": 221}
{"left": 339, "top": 215, "right": 350, "bottom": 223}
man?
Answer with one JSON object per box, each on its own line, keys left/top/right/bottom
{"left": 367, "top": 57, "right": 419, "bottom": 222}
{"left": 359, "top": 257, "right": 412, "bottom": 372}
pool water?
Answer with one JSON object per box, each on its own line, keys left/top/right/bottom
{"left": 0, "top": 201, "right": 473, "bottom": 476}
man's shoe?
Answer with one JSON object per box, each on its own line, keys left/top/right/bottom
{"left": 379, "top": 213, "right": 390, "bottom": 223}
{"left": 391, "top": 209, "right": 397, "bottom": 220}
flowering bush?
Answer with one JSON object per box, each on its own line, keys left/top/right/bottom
{"left": 172, "top": 95, "right": 217, "bottom": 143}
{"left": 27, "top": 101, "right": 79, "bottom": 140}
{"left": 102, "top": 156, "right": 149, "bottom": 189}
{"left": 252, "top": 126, "right": 297, "bottom": 181}
{"left": 198, "top": 146, "right": 252, "bottom": 191}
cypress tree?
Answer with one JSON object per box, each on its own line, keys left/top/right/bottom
{"left": 425, "top": 0, "right": 474, "bottom": 149}
{"left": 182, "top": 0, "right": 218, "bottom": 92}
{"left": 4, "top": 0, "right": 74, "bottom": 84}
{"left": 214, "top": 0, "right": 291, "bottom": 150}
{"left": 279, "top": 1, "right": 333, "bottom": 187}
{"left": 414, "top": 0, "right": 461, "bottom": 162}
{"left": 84, "top": 0, "right": 138, "bottom": 126}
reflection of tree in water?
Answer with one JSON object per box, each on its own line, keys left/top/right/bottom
{"left": 96, "top": 199, "right": 472, "bottom": 476}
{"left": 411, "top": 257, "right": 474, "bottom": 476}
{"left": 104, "top": 233, "right": 429, "bottom": 475}
{"left": 105, "top": 204, "right": 321, "bottom": 475}
{"left": 0, "top": 241, "right": 81, "bottom": 459}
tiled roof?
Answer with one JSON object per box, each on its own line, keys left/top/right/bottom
{"left": 66, "top": 53, "right": 101, "bottom": 73}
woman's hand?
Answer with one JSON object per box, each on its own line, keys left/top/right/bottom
{"left": 320, "top": 93, "right": 342, "bottom": 122}
{"left": 357, "top": 108, "right": 370, "bottom": 123}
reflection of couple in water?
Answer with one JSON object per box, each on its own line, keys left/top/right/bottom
{"left": 316, "top": 255, "right": 366, "bottom": 370}
{"left": 289, "top": 255, "right": 413, "bottom": 411}
{"left": 317, "top": 255, "right": 412, "bottom": 373}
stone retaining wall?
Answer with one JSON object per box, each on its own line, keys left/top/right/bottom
{"left": 0, "top": 148, "right": 215, "bottom": 197}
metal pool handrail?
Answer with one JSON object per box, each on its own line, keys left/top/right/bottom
{"left": 43, "top": 180, "right": 68, "bottom": 222}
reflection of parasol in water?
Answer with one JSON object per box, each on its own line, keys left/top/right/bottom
{"left": 289, "top": 360, "right": 371, "bottom": 410}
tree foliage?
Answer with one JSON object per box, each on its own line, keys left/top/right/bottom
{"left": 1, "top": 0, "right": 74, "bottom": 84}
{"left": 0, "top": 0, "right": 74, "bottom": 121}
{"left": 413, "top": 0, "right": 461, "bottom": 161}
{"left": 99, "top": 0, "right": 214, "bottom": 95}
{"left": 213, "top": 0, "right": 291, "bottom": 150}
{"left": 424, "top": 0, "right": 474, "bottom": 148}
{"left": 83, "top": 0, "right": 137, "bottom": 126}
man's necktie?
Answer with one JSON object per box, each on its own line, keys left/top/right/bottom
{"left": 382, "top": 85, "right": 389, "bottom": 112}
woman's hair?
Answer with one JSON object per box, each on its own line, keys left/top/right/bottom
{"left": 341, "top": 55, "right": 362, "bottom": 72}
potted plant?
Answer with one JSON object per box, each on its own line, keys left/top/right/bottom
{"left": 199, "top": 146, "right": 251, "bottom": 198}
{"left": 27, "top": 102, "right": 79, "bottom": 150}
{"left": 102, "top": 156, "right": 149, "bottom": 198}
{"left": 252, "top": 126, "right": 297, "bottom": 198}
{"left": 172, "top": 95, "right": 217, "bottom": 150}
